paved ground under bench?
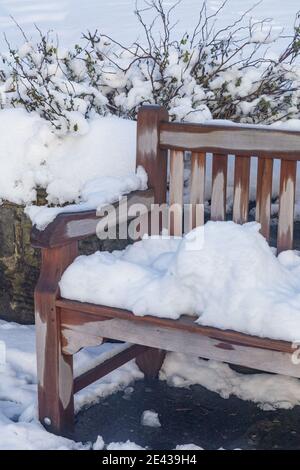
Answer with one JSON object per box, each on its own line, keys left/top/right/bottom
{"left": 74, "top": 377, "right": 300, "bottom": 450}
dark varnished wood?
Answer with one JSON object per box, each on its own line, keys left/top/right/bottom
{"left": 136, "top": 348, "right": 166, "bottom": 380}
{"left": 233, "top": 155, "right": 251, "bottom": 224}
{"left": 35, "top": 242, "right": 78, "bottom": 436}
{"left": 136, "top": 106, "right": 170, "bottom": 373}
{"left": 256, "top": 158, "right": 273, "bottom": 241}
{"left": 58, "top": 300, "right": 294, "bottom": 354}
{"left": 211, "top": 154, "right": 228, "bottom": 221}
{"left": 169, "top": 150, "right": 184, "bottom": 235}
{"left": 58, "top": 304, "right": 300, "bottom": 378}
{"left": 31, "top": 189, "right": 154, "bottom": 249}
{"left": 160, "top": 121, "right": 300, "bottom": 158}
{"left": 74, "top": 345, "right": 149, "bottom": 393}
{"left": 190, "top": 152, "right": 206, "bottom": 228}
{"left": 137, "top": 106, "right": 169, "bottom": 205}
{"left": 277, "top": 160, "right": 297, "bottom": 253}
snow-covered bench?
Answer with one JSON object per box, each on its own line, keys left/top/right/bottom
{"left": 31, "top": 105, "right": 300, "bottom": 436}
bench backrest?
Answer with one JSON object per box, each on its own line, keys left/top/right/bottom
{"left": 137, "top": 106, "right": 300, "bottom": 253}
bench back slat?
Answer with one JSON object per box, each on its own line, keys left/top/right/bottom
{"left": 255, "top": 158, "right": 273, "bottom": 241}
{"left": 189, "top": 152, "right": 206, "bottom": 229}
{"left": 137, "top": 106, "right": 300, "bottom": 253}
{"left": 160, "top": 121, "right": 300, "bottom": 158}
{"left": 211, "top": 153, "right": 228, "bottom": 221}
{"left": 169, "top": 150, "right": 184, "bottom": 236}
{"left": 233, "top": 155, "right": 251, "bottom": 224}
{"left": 277, "top": 160, "right": 297, "bottom": 253}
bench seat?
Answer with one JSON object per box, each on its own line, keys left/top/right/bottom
{"left": 57, "top": 298, "right": 300, "bottom": 382}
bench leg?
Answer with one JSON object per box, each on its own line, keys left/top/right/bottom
{"left": 136, "top": 348, "right": 166, "bottom": 379}
{"left": 34, "top": 243, "right": 78, "bottom": 436}
{"left": 36, "top": 305, "right": 74, "bottom": 437}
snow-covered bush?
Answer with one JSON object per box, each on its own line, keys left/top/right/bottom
{"left": 2, "top": 30, "right": 109, "bottom": 134}
{"left": 0, "top": 65, "right": 7, "bottom": 107}
{"left": 1, "top": 0, "right": 300, "bottom": 134}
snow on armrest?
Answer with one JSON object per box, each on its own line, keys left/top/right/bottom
{"left": 31, "top": 189, "right": 154, "bottom": 249}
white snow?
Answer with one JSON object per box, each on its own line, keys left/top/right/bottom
{"left": 161, "top": 353, "right": 300, "bottom": 411}
{"left": 60, "top": 220, "right": 300, "bottom": 342}
{"left": 175, "top": 444, "right": 203, "bottom": 450}
{"left": 26, "top": 167, "right": 147, "bottom": 230}
{"left": 5, "top": 109, "right": 138, "bottom": 204}
{"left": 0, "top": 0, "right": 300, "bottom": 450}
{"left": 1, "top": 107, "right": 300, "bottom": 229}
{"left": 0, "top": 320, "right": 143, "bottom": 450}
{"left": 1, "top": 318, "right": 300, "bottom": 449}
{"left": 0, "top": 108, "right": 149, "bottom": 228}
{"left": 141, "top": 410, "right": 161, "bottom": 428}
{"left": 93, "top": 435, "right": 105, "bottom": 451}
{"left": 0, "top": 2, "right": 298, "bottom": 223}
{"left": 0, "top": 109, "right": 138, "bottom": 206}
{"left": 0, "top": 0, "right": 296, "bottom": 53}
{"left": 106, "top": 440, "right": 145, "bottom": 451}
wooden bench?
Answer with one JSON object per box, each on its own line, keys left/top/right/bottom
{"left": 31, "top": 105, "right": 300, "bottom": 436}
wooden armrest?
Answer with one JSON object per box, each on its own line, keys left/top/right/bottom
{"left": 31, "top": 189, "right": 154, "bottom": 249}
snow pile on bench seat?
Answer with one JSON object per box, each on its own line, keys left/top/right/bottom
{"left": 60, "top": 221, "right": 300, "bottom": 342}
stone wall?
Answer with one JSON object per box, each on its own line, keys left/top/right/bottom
{"left": 0, "top": 202, "right": 131, "bottom": 324}
{"left": 0, "top": 202, "right": 39, "bottom": 323}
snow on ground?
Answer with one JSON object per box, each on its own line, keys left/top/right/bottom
{"left": 141, "top": 410, "right": 161, "bottom": 428}
{"left": 0, "top": 320, "right": 143, "bottom": 449}
{"left": 0, "top": 0, "right": 300, "bottom": 450}
{"left": 161, "top": 353, "right": 300, "bottom": 411}
{"left": 60, "top": 221, "right": 300, "bottom": 342}
{"left": 0, "top": 0, "right": 296, "bottom": 52}
{"left": 175, "top": 444, "right": 204, "bottom": 450}
{"left": 106, "top": 440, "right": 145, "bottom": 451}
{"left": 92, "top": 435, "right": 105, "bottom": 450}
{"left": 1, "top": 318, "right": 300, "bottom": 449}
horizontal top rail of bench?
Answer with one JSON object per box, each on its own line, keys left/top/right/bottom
{"left": 160, "top": 121, "right": 300, "bottom": 158}
{"left": 56, "top": 298, "right": 293, "bottom": 354}
{"left": 31, "top": 189, "right": 154, "bottom": 249}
